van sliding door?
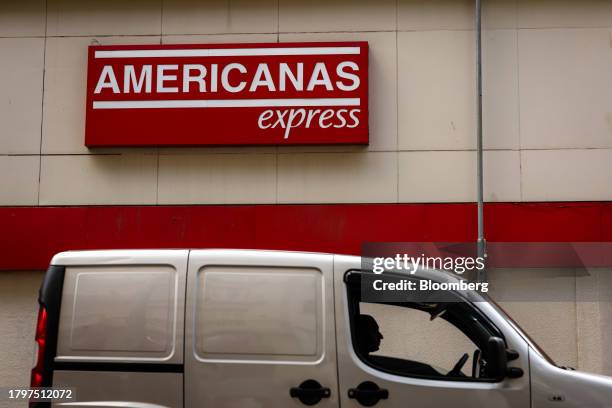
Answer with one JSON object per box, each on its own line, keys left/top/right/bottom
{"left": 185, "top": 250, "right": 339, "bottom": 408}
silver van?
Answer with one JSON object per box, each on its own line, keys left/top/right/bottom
{"left": 31, "top": 249, "right": 612, "bottom": 407}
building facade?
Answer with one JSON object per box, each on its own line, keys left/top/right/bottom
{"left": 1, "top": 0, "right": 612, "bottom": 388}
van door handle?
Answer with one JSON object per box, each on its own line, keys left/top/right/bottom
{"left": 290, "top": 379, "right": 331, "bottom": 406}
{"left": 348, "top": 381, "right": 389, "bottom": 406}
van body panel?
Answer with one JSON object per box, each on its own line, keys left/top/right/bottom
{"left": 333, "top": 255, "right": 531, "bottom": 408}
{"left": 52, "top": 371, "right": 182, "bottom": 408}
{"left": 184, "top": 250, "right": 339, "bottom": 408}
{"left": 530, "top": 349, "right": 612, "bottom": 408}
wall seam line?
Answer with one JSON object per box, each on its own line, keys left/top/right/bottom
{"left": 37, "top": 0, "right": 49, "bottom": 206}
{"left": 395, "top": 0, "right": 400, "bottom": 204}
{"left": 515, "top": 1, "right": 523, "bottom": 202}
{"left": 276, "top": 0, "right": 280, "bottom": 204}
{"left": 160, "top": 0, "right": 164, "bottom": 38}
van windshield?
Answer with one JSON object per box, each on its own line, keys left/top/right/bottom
{"left": 486, "top": 298, "right": 557, "bottom": 366}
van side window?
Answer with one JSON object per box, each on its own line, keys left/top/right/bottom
{"left": 346, "top": 273, "right": 503, "bottom": 381}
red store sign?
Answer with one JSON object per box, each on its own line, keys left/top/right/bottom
{"left": 85, "top": 42, "right": 369, "bottom": 147}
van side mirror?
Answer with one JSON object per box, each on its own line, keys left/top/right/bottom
{"left": 486, "top": 337, "right": 524, "bottom": 380}
{"left": 486, "top": 336, "right": 508, "bottom": 379}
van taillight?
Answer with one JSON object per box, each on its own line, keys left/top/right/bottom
{"left": 30, "top": 306, "right": 48, "bottom": 388}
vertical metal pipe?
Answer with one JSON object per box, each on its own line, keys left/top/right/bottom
{"left": 475, "top": 0, "right": 487, "bottom": 281}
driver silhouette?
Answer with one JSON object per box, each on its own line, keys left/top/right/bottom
{"left": 356, "top": 314, "right": 384, "bottom": 354}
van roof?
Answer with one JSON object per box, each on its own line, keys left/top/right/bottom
{"left": 50, "top": 248, "right": 344, "bottom": 266}
{"left": 50, "top": 249, "right": 463, "bottom": 282}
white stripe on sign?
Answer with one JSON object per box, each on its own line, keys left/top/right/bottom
{"left": 92, "top": 98, "right": 361, "bottom": 109}
{"left": 94, "top": 47, "right": 361, "bottom": 59}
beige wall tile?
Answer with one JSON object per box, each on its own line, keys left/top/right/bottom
{"left": 162, "top": 0, "right": 277, "bottom": 35}
{"left": 602, "top": 303, "right": 612, "bottom": 376}
{"left": 159, "top": 146, "right": 279, "bottom": 155}
{"left": 0, "top": 156, "right": 40, "bottom": 205}
{"left": 494, "top": 297, "right": 578, "bottom": 368}
{"left": 521, "top": 149, "right": 612, "bottom": 201}
{"left": 0, "top": 38, "right": 44, "bottom": 154}
{"left": 279, "top": 0, "right": 396, "bottom": 33}
{"left": 399, "top": 150, "right": 520, "bottom": 202}
{"left": 597, "top": 271, "right": 612, "bottom": 376}
{"left": 277, "top": 152, "right": 397, "bottom": 203}
{"left": 519, "top": 29, "right": 612, "bottom": 149}
{"left": 483, "top": 0, "right": 517, "bottom": 29}
{"left": 484, "top": 150, "right": 521, "bottom": 201}
{"left": 42, "top": 36, "right": 160, "bottom": 155}
{"left": 0, "top": 0, "right": 46, "bottom": 37}
{"left": 488, "top": 268, "right": 578, "bottom": 368}
{"left": 280, "top": 32, "right": 397, "bottom": 152}
{"left": 158, "top": 153, "right": 276, "bottom": 204}
{"left": 46, "top": 0, "right": 162, "bottom": 36}
{"left": 39, "top": 154, "right": 157, "bottom": 205}
{"left": 398, "top": 31, "right": 476, "bottom": 151}
{"left": 398, "top": 0, "right": 473, "bottom": 31}
{"left": 518, "top": 0, "right": 612, "bottom": 29}
{"left": 161, "top": 33, "right": 277, "bottom": 44}
{"left": 483, "top": 29, "right": 519, "bottom": 150}
{"left": 41, "top": 36, "right": 89, "bottom": 155}
{"left": 398, "top": 0, "right": 517, "bottom": 30}
{"left": 277, "top": 145, "right": 367, "bottom": 154}
{"left": 576, "top": 269, "right": 604, "bottom": 374}
{"left": 399, "top": 151, "right": 475, "bottom": 203}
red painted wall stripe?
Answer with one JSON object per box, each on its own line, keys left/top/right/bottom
{"left": 1, "top": 202, "right": 611, "bottom": 270}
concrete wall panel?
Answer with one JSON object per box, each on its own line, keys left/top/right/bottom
{"left": 519, "top": 28, "right": 612, "bottom": 150}
{"left": 278, "top": 152, "right": 397, "bottom": 203}
{"left": 158, "top": 153, "right": 277, "bottom": 204}
{"left": 398, "top": 30, "right": 476, "bottom": 151}
{"left": 521, "top": 149, "right": 612, "bottom": 201}
{"left": 0, "top": 38, "right": 45, "bottom": 154}
{"left": 483, "top": 29, "right": 519, "bottom": 150}
{"left": 39, "top": 154, "right": 157, "bottom": 205}
{"left": 279, "top": 0, "right": 396, "bottom": 33}
{"left": 0, "top": 0, "right": 46, "bottom": 37}
{"left": 162, "top": 0, "right": 277, "bottom": 35}
{"left": 0, "top": 156, "right": 40, "bottom": 205}
{"left": 518, "top": 0, "right": 612, "bottom": 29}
{"left": 399, "top": 150, "right": 520, "bottom": 202}
{"left": 46, "top": 0, "right": 162, "bottom": 36}
{"left": 398, "top": 0, "right": 473, "bottom": 31}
